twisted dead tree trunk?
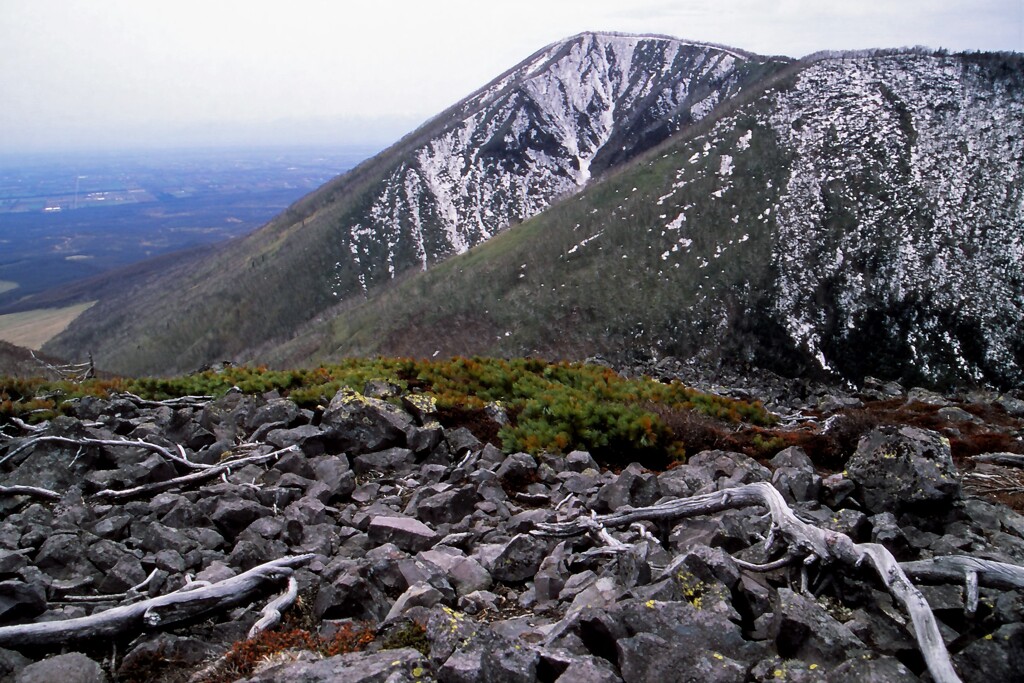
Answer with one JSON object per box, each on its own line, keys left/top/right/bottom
{"left": 0, "top": 554, "right": 314, "bottom": 647}
{"left": 532, "top": 482, "right": 963, "bottom": 683}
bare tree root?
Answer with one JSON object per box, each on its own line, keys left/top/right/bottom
{"left": 532, "top": 482, "right": 964, "bottom": 683}
{"left": 0, "top": 554, "right": 314, "bottom": 648}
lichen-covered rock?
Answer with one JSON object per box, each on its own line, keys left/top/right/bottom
{"left": 321, "top": 389, "right": 416, "bottom": 454}
{"left": 845, "top": 426, "right": 961, "bottom": 514}
{"left": 771, "top": 588, "right": 866, "bottom": 665}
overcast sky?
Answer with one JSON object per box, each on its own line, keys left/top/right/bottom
{"left": 2, "top": 0, "right": 1022, "bottom": 153}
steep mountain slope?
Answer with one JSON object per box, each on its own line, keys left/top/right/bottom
{"left": 45, "top": 33, "right": 784, "bottom": 375}
{"left": 262, "top": 50, "right": 1024, "bottom": 390}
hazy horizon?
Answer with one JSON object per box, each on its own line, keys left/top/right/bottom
{"left": 3, "top": 0, "right": 1022, "bottom": 155}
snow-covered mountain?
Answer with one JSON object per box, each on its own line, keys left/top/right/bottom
{"left": 339, "top": 32, "right": 775, "bottom": 293}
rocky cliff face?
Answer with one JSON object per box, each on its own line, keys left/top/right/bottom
{"left": 679, "top": 51, "right": 1024, "bottom": 386}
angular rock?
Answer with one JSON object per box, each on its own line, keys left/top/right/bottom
{"left": 353, "top": 447, "right": 416, "bottom": 475}
{"left": 418, "top": 549, "right": 492, "bottom": 596}
{"left": 618, "top": 632, "right": 746, "bottom": 683}
{"left": 565, "top": 450, "right": 600, "bottom": 473}
{"left": 687, "top": 450, "right": 772, "bottom": 489}
{"left": 385, "top": 581, "right": 445, "bottom": 621}
{"left": 554, "top": 657, "right": 623, "bottom": 683}
{"left": 15, "top": 652, "right": 107, "bottom": 683}
{"left": 97, "top": 556, "right": 147, "bottom": 593}
{"left": 266, "top": 424, "right": 329, "bottom": 456}
{"left": 209, "top": 498, "right": 271, "bottom": 541}
{"left": 771, "top": 588, "right": 865, "bottom": 665}
{"left": 593, "top": 463, "right": 660, "bottom": 513}
{"left": 314, "top": 569, "right": 391, "bottom": 623}
{"left": 414, "top": 486, "right": 479, "bottom": 526}
{"left": 828, "top": 654, "right": 920, "bottom": 682}
{"left": 367, "top": 516, "right": 440, "bottom": 553}
{"left": 0, "top": 579, "right": 46, "bottom": 622}
{"left": 321, "top": 389, "right": 415, "bottom": 455}
{"left": 34, "top": 533, "right": 97, "bottom": 581}
{"left": 845, "top": 426, "right": 960, "bottom": 515}
{"left": 313, "top": 455, "right": 356, "bottom": 501}
{"left": 953, "top": 622, "right": 1024, "bottom": 683}
{"left": 496, "top": 452, "right": 539, "bottom": 488}
{"left": 484, "top": 533, "right": 549, "bottom": 583}
{"left": 272, "top": 448, "right": 316, "bottom": 479}
{"left": 438, "top": 635, "right": 539, "bottom": 683}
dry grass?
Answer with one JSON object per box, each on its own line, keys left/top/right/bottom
{"left": 0, "top": 301, "right": 96, "bottom": 349}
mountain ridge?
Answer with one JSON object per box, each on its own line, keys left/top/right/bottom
{"left": 43, "top": 37, "right": 1024, "bottom": 390}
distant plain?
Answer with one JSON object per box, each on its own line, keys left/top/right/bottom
{"left": 0, "top": 146, "right": 373, "bottom": 310}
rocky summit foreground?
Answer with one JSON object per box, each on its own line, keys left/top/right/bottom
{"left": 1, "top": 382, "right": 1023, "bottom": 682}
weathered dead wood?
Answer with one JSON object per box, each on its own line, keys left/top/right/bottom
{"left": 90, "top": 445, "right": 300, "bottom": 502}
{"left": 115, "top": 392, "right": 214, "bottom": 408}
{"left": 0, "top": 435, "right": 212, "bottom": 471}
{"left": 0, "top": 484, "right": 61, "bottom": 502}
{"left": 0, "top": 554, "right": 314, "bottom": 647}
{"left": 963, "top": 469, "right": 1024, "bottom": 496}
{"left": 247, "top": 576, "right": 299, "bottom": 639}
{"left": 901, "top": 556, "right": 1024, "bottom": 590}
{"left": 60, "top": 569, "right": 160, "bottom": 604}
{"left": 970, "top": 453, "right": 1024, "bottom": 468}
{"left": 532, "top": 482, "right": 962, "bottom": 683}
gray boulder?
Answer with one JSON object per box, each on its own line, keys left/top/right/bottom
{"left": 418, "top": 549, "right": 492, "bottom": 596}
{"left": 495, "top": 452, "right": 539, "bottom": 488}
{"left": 845, "top": 426, "right": 960, "bottom": 515}
{"left": 15, "top": 652, "right": 107, "bottom": 683}
{"left": 414, "top": 486, "right": 479, "bottom": 526}
{"left": 0, "top": 579, "right": 46, "bottom": 622}
{"left": 954, "top": 623, "right": 1024, "bottom": 683}
{"left": 368, "top": 516, "right": 439, "bottom": 553}
{"left": 208, "top": 497, "right": 271, "bottom": 541}
{"left": 353, "top": 447, "right": 416, "bottom": 475}
{"left": 321, "top": 389, "right": 416, "bottom": 454}
{"left": 481, "top": 533, "right": 549, "bottom": 583}
{"left": 771, "top": 588, "right": 865, "bottom": 665}
{"left": 593, "top": 463, "right": 660, "bottom": 513}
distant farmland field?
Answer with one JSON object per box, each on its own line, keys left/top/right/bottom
{"left": 0, "top": 302, "right": 95, "bottom": 349}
